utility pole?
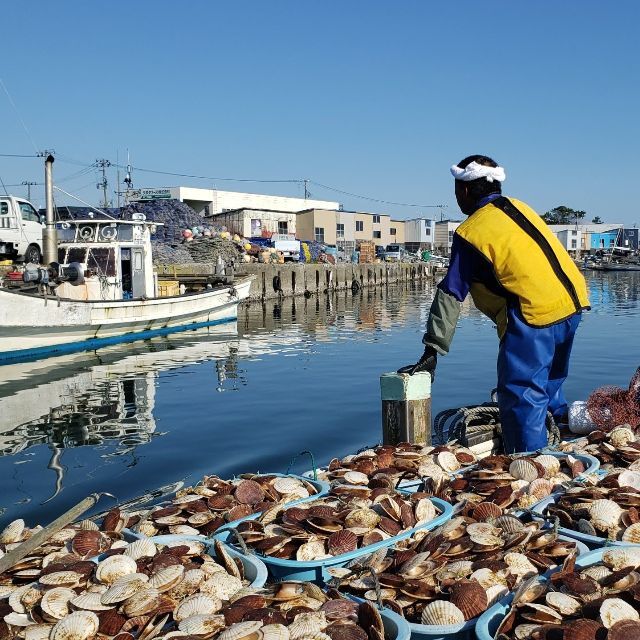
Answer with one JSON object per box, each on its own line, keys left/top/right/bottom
{"left": 303, "top": 179, "right": 310, "bottom": 200}
{"left": 96, "top": 159, "right": 111, "bottom": 208}
{"left": 21, "top": 181, "right": 37, "bottom": 201}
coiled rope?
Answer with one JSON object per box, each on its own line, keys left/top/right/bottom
{"left": 434, "top": 403, "right": 561, "bottom": 450}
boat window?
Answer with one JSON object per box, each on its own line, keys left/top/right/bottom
{"left": 133, "top": 251, "right": 143, "bottom": 270}
{"left": 87, "top": 248, "right": 116, "bottom": 276}
{"left": 67, "top": 247, "right": 87, "bottom": 264}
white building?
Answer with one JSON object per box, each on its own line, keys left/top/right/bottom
{"left": 206, "top": 208, "right": 298, "bottom": 238}
{"left": 549, "top": 223, "right": 623, "bottom": 253}
{"left": 126, "top": 187, "right": 338, "bottom": 217}
{"left": 403, "top": 218, "right": 436, "bottom": 252}
{"left": 435, "top": 221, "right": 461, "bottom": 255}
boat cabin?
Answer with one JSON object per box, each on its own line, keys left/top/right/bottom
{"left": 55, "top": 215, "right": 159, "bottom": 301}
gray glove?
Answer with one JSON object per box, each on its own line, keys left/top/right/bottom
{"left": 397, "top": 346, "right": 438, "bottom": 380}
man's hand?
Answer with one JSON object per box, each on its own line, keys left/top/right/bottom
{"left": 397, "top": 346, "right": 438, "bottom": 380}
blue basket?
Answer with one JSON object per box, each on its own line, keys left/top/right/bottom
{"left": 217, "top": 497, "right": 453, "bottom": 583}
{"left": 398, "top": 451, "right": 600, "bottom": 497}
{"left": 143, "top": 534, "right": 268, "bottom": 588}
{"left": 531, "top": 494, "right": 640, "bottom": 550}
{"left": 378, "top": 605, "right": 412, "bottom": 640}
{"left": 125, "top": 473, "right": 330, "bottom": 540}
{"left": 475, "top": 543, "right": 632, "bottom": 640}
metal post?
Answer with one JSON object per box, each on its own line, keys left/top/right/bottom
{"left": 380, "top": 371, "right": 431, "bottom": 445}
{"left": 42, "top": 154, "right": 57, "bottom": 264}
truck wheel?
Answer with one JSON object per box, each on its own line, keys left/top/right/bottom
{"left": 25, "top": 244, "right": 42, "bottom": 264}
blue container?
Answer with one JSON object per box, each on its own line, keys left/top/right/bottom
{"left": 475, "top": 544, "right": 629, "bottom": 640}
{"left": 144, "top": 534, "right": 268, "bottom": 588}
{"left": 378, "top": 606, "right": 412, "bottom": 640}
{"left": 217, "top": 497, "right": 453, "bottom": 583}
{"left": 531, "top": 495, "right": 640, "bottom": 550}
{"left": 125, "top": 473, "right": 329, "bottom": 540}
{"left": 398, "top": 451, "right": 600, "bottom": 497}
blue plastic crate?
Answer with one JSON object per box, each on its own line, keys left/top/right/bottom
{"left": 217, "top": 497, "right": 453, "bottom": 583}
{"left": 475, "top": 543, "right": 630, "bottom": 640}
{"left": 125, "top": 473, "right": 329, "bottom": 540}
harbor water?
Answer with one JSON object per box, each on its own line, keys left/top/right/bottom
{"left": 0, "top": 271, "right": 638, "bottom": 526}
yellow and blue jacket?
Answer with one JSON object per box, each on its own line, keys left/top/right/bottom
{"left": 430, "top": 194, "right": 590, "bottom": 345}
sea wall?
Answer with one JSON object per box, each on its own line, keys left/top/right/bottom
{"left": 236, "top": 262, "right": 434, "bottom": 301}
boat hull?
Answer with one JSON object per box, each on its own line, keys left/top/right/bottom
{"left": 0, "top": 277, "right": 253, "bottom": 363}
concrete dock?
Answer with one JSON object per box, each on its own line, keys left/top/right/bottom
{"left": 236, "top": 262, "right": 435, "bottom": 301}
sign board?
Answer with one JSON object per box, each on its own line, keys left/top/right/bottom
{"left": 271, "top": 234, "right": 296, "bottom": 241}
{"left": 127, "top": 188, "right": 173, "bottom": 201}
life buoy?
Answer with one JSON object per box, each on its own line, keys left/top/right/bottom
{"left": 79, "top": 226, "right": 94, "bottom": 240}
{"left": 101, "top": 226, "right": 118, "bottom": 241}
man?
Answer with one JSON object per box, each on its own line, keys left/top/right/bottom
{"left": 399, "top": 155, "right": 590, "bottom": 453}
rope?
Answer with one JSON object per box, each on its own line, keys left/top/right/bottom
{"left": 286, "top": 450, "right": 317, "bottom": 480}
{"left": 226, "top": 527, "right": 252, "bottom": 555}
{"left": 434, "top": 403, "right": 561, "bottom": 450}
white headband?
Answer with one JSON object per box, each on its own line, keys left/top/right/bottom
{"left": 450, "top": 161, "right": 506, "bottom": 183}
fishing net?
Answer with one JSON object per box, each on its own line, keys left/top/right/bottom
{"left": 586, "top": 367, "right": 640, "bottom": 430}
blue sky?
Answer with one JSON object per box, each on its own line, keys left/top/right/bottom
{"left": 1, "top": 1, "right": 638, "bottom": 223}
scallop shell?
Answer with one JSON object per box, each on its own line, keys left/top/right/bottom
{"left": 609, "top": 427, "right": 636, "bottom": 447}
{"left": 260, "top": 623, "right": 290, "bottom": 640}
{"left": 343, "top": 471, "right": 369, "bottom": 485}
{"left": 8, "top": 584, "right": 34, "bottom": 613}
{"left": 437, "top": 451, "right": 460, "bottom": 473}
{"left": 469, "top": 568, "right": 507, "bottom": 589}
{"left": 545, "top": 591, "right": 581, "bottom": 615}
{"left": 600, "top": 597, "right": 640, "bottom": 628}
{"left": 344, "top": 509, "right": 380, "bottom": 530}
{"left": 328, "top": 530, "right": 358, "bottom": 556}
{"left": 619, "top": 470, "right": 640, "bottom": 491}
{"left": 589, "top": 499, "right": 623, "bottom": 531}
{"left": 216, "top": 620, "right": 264, "bottom": 640}
{"left": 417, "top": 463, "right": 448, "bottom": 483}
{"left": 70, "top": 591, "right": 113, "bottom": 611}
{"left": 581, "top": 565, "right": 612, "bottom": 582}
{"left": 149, "top": 563, "right": 185, "bottom": 592}
{"left": 509, "top": 459, "right": 540, "bottom": 482}
{"left": 528, "top": 478, "right": 554, "bottom": 500}
{"left": 178, "top": 614, "right": 227, "bottom": 638}
{"left": 0, "top": 519, "right": 25, "bottom": 544}
{"left": 50, "top": 610, "right": 99, "bottom": 640}
{"left": 415, "top": 498, "right": 437, "bottom": 523}
{"left": 494, "top": 515, "right": 525, "bottom": 533}
{"left": 71, "top": 530, "right": 104, "bottom": 557}
{"left": 200, "top": 573, "right": 243, "bottom": 601}
{"left": 122, "top": 586, "right": 161, "bottom": 617}
{"left": 39, "top": 571, "right": 83, "bottom": 587}
{"left": 288, "top": 612, "right": 326, "bottom": 640}
{"left": 504, "top": 553, "right": 538, "bottom": 577}
{"left": 101, "top": 574, "right": 150, "bottom": 604}
{"left": 174, "top": 594, "right": 221, "bottom": 622}
{"left": 24, "top": 624, "right": 54, "bottom": 640}
{"left": 533, "top": 454, "right": 561, "bottom": 478}
{"left": 273, "top": 477, "right": 304, "bottom": 495}
{"left": 40, "top": 588, "right": 76, "bottom": 620}
{"left": 296, "top": 539, "right": 328, "bottom": 562}
{"left": 420, "top": 600, "right": 465, "bottom": 626}
{"left": 486, "top": 585, "right": 509, "bottom": 607}
{"left": 449, "top": 580, "right": 487, "bottom": 620}
{"left": 95, "top": 554, "right": 138, "bottom": 585}
{"left": 4, "top": 612, "right": 31, "bottom": 627}
{"left": 123, "top": 539, "right": 157, "bottom": 560}
{"left": 78, "top": 519, "right": 99, "bottom": 531}
{"left": 622, "top": 522, "right": 640, "bottom": 544}
{"left": 168, "top": 525, "right": 201, "bottom": 535}
{"left": 471, "top": 502, "right": 503, "bottom": 522}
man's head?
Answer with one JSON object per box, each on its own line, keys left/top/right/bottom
{"left": 451, "top": 155, "right": 504, "bottom": 216}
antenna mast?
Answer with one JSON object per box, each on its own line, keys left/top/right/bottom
{"left": 96, "top": 158, "right": 111, "bottom": 208}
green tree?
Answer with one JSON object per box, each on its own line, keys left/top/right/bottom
{"left": 542, "top": 206, "right": 587, "bottom": 224}
{"left": 592, "top": 216, "right": 603, "bottom": 224}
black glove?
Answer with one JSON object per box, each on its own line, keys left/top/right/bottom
{"left": 397, "top": 346, "right": 438, "bottom": 379}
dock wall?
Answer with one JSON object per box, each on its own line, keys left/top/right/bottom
{"left": 236, "top": 263, "right": 434, "bottom": 301}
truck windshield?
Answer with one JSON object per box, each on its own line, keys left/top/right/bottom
{"left": 386, "top": 245, "right": 400, "bottom": 251}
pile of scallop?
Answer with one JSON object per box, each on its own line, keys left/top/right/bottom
{"left": 233, "top": 492, "right": 441, "bottom": 561}
{"left": 127, "top": 475, "right": 320, "bottom": 538}
{"left": 415, "top": 453, "right": 590, "bottom": 514}
{"left": 335, "top": 514, "right": 580, "bottom": 628}
{"left": 318, "top": 444, "right": 477, "bottom": 489}
{"left": 494, "top": 547, "right": 640, "bottom": 639}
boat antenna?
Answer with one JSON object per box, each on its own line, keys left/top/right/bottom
{"left": 53, "top": 185, "right": 119, "bottom": 221}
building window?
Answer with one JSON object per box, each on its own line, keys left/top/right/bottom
{"left": 373, "top": 230, "right": 381, "bottom": 239}
{"left": 278, "top": 221, "right": 288, "bottom": 235}
{"left": 373, "top": 215, "right": 381, "bottom": 224}
{"left": 204, "top": 205, "right": 210, "bottom": 216}
{"left": 425, "top": 227, "right": 431, "bottom": 236}
{"left": 571, "top": 240, "right": 577, "bottom": 249}
{"left": 448, "top": 230, "right": 454, "bottom": 243}
{"left": 356, "top": 221, "right": 364, "bottom": 232}
{"left": 315, "top": 227, "right": 324, "bottom": 242}
{"left": 390, "top": 228, "right": 396, "bottom": 236}
{"left": 336, "top": 223, "right": 344, "bottom": 238}
{"left": 571, "top": 230, "right": 577, "bottom": 235}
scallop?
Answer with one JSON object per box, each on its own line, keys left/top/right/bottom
{"left": 609, "top": 426, "right": 636, "bottom": 447}
{"left": 509, "top": 459, "right": 540, "bottom": 482}
{"left": 545, "top": 591, "right": 581, "bottom": 615}
{"left": 122, "top": 586, "right": 161, "bottom": 617}
{"left": 344, "top": 509, "right": 380, "bottom": 530}
{"left": 40, "top": 588, "right": 76, "bottom": 620}
{"left": 123, "top": 539, "right": 157, "bottom": 560}
{"left": 168, "top": 524, "right": 201, "bottom": 536}
{"left": 70, "top": 592, "right": 113, "bottom": 612}
{"left": 420, "top": 600, "right": 465, "bottom": 626}
{"left": 603, "top": 547, "right": 640, "bottom": 570}
{"left": 619, "top": 470, "right": 640, "bottom": 491}
{"left": 588, "top": 499, "right": 623, "bottom": 531}
{"left": 261, "top": 624, "right": 290, "bottom": 640}
{"left": 504, "top": 553, "right": 538, "bottom": 577}
{"left": 622, "top": 522, "right": 640, "bottom": 544}
{"left": 174, "top": 593, "right": 221, "bottom": 622}
{"left": 50, "top": 610, "right": 99, "bottom": 640}
{"left": 149, "top": 564, "right": 185, "bottom": 592}
{"left": 528, "top": 478, "right": 554, "bottom": 500}
{"left": 200, "top": 572, "right": 243, "bottom": 601}
{"left": 533, "top": 454, "right": 561, "bottom": 478}
{"left": 216, "top": 620, "right": 264, "bottom": 640}
{"left": 24, "top": 624, "right": 53, "bottom": 640}
{"left": 600, "top": 597, "right": 640, "bottom": 628}
{"left": 0, "top": 519, "right": 25, "bottom": 544}
{"left": 469, "top": 568, "right": 508, "bottom": 590}
{"left": 100, "top": 573, "right": 150, "bottom": 604}
{"left": 4, "top": 612, "right": 31, "bottom": 627}
{"left": 449, "top": 580, "right": 487, "bottom": 620}
{"left": 415, "top": 498, "right": 437, "bottom": 523}
{"left": 178, "top": 613, "right": 227, "bottom": 638}
{"left": 288, "top": 612, "right": 326, "bottom": 640}
{"left": 95, "top": 554, "right": 138, "bottom": 585}
{"left": 39, "top": 571, "right": 83, "bottom": 587}
{"left": 436, "top": 451, "right": 460, "bottom": 472}
{"left": 486, "top": 585, "right": 509, "bottom": 607}
{"left": 343, "top": 471, "right": 369, "bottom": 485}
{"left": 273, "top": 477, "right": 304, "bottom": 495}
{"left": 296, "top": 539, "right": 329, "bottom": 562}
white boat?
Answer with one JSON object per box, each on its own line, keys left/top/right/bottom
{"left": 0, "top": 179, "right": 253, "bottom": 363}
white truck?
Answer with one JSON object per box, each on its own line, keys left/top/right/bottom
{"left": 271, "top": 234, "right": 301, "bottom": 262}
{"left": 0, "top": 196, "right": 44, "bottom": 263}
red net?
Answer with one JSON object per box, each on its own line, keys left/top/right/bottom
{"left": 586, "top": 367, "right": 640, "bottom": 431}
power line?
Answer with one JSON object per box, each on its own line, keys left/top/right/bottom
{"left": 0, "top": 78, "right": 39, "bottom": 154}
{"left": 0, "top": 153, "right": 40, "bottom": 158}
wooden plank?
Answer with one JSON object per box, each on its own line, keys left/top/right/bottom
{"left": 380, "top": 372, "right": 431, "bottom": 446}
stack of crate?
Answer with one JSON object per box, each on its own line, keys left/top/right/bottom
{"left": 358, "top": 241, "right": 375, "bottom": 264}
{"left": 157, "top": 280, "right": 180, "bottom": 297}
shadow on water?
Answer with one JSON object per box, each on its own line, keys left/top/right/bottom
{"left": 0, "top": 273, "right": 637, "bottom": 526}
